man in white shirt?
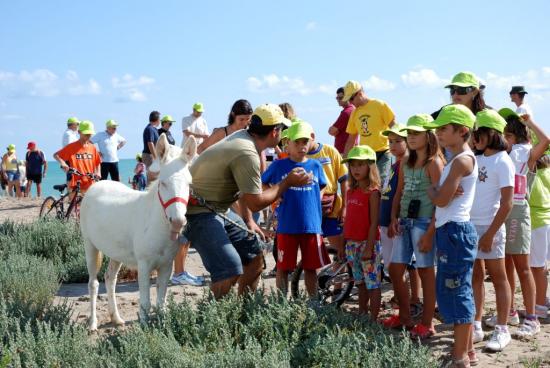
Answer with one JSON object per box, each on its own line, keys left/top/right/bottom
{"left": 91, "top": 119, "right": 126, "bottom": 181}
{"left": 181, "top": 102, "right": 209, "bottom": 146}
{"left": 62, "top": 117, "right": 80, "bottom": 147}
{"left": 510, "top": 86, "right": 534, "bottom": 117}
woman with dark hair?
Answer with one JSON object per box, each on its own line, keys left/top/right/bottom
{"left": 197, "top": 99, "right": 253, "bottom": 154}
{"left": 432, "top": 71, "right": 487, "bottom": 119}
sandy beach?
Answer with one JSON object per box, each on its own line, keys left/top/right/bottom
{"left": 1, "top": 196, "right": 549, "bottom": 367}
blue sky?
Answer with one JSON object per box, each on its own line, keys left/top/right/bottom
{"left": 1, "top": 0, "right": 549, "bottom": 159}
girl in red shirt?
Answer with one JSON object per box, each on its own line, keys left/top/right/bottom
{"left": 342, "top": 145, "right": 382, "bottom": 319}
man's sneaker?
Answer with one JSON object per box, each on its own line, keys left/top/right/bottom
{"left": 182, "top": 271, "right": 205, "bottom": 283}
{"left": 472, "top": 328, "right": 484, "bottom": 343}
{"left": 485, "top": 326, "right": 511, "bottom": 351}
{"left": 515, "top": 318, "right": 540, "bottom": 339}
{"left": 170, "top": 272, "right": 204, "bottom": 286}
{"left": 535, "top": 304, "right": 548, "bottom": 319}
{"left": 485, "top": 310, "right": 520, "bottom": 327}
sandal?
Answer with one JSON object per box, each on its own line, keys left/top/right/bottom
{"left": 410, "top": 323, "right": 435, "bottom": 339}
{"left": 468, "top": 350, "right": 479, "bottom": 366}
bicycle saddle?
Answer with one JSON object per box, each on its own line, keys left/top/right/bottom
{"left": 53, "top": 184, "right": 67, "bottom": 192}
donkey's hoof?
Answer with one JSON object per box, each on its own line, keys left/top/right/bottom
{"left": 89, "top": 322, "right": 98, "bottom": 332}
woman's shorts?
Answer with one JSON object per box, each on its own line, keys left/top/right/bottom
{"left": 505, "top": 205, "right": 531, "bottom": 255}
{"left": 391, "top": 217, "right": 435, "bottom": 268}
{"left": 345, "top": 240, "right": 383, "bottom": 290}
{"left": 530, "top": 225, "right": 550, "bottom": 267}
{"left": 475, "top": 224, "right": 506, "bottom": 260}
{"left": 6, "top": 170, "right": 19, "bottom": 182}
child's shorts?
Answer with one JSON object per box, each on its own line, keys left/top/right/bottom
{"left": 435, "top": 221, "right": 478, "bottom": 325}
{"left": 391, "top": 217, "right": 435, "bottom": 268}
{"left": 505, "top": 204, "right": 531, "bottom": 255}
{"left": 474, "top": 224, "right": 506, "bottom": 260}
{"left": 276, "top": 233, "right": 330, "bottom": 271}
{"left": 530, "top": 225, "right": 550, "bottom": 267}
{"left": 345, "top": 240, "right": 383, "bottom": 290}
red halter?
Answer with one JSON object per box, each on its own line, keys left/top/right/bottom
{"left": 157, "top": 188, "right": 188, "bottom": 218}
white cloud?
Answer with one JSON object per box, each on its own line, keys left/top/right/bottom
{"left": 363, "top": 75, "right": 396, "bottom": 92}
{"left": 111, "top": 74, "right": 155, "bottom": 102}
{"left": 401, "top": 68, "right": 446, "bottom": 88}
{"left": 483, "top": 69, "right": 550, "bottom": 91}
{"left": 246, "top": 74, "right": 336, "bottom": 96}
{"left": 66, "top": 70, "right": 101, "bottom": 96}
{"left": 306, "top": 21, "right": 317, "bottom": 31}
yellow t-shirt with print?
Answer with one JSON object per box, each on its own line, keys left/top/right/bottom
{"left": 345, "top": 98, "right": 395, "bottom": 152}
{"left": 307, "top": 143, "right": 348, "bottom": 218}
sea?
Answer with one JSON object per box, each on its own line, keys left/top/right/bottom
{"left": 29, "top": 159, "right": 137, "bottom": 198}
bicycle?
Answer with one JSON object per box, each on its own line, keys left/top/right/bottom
{"left": 39, "top": 168, "right": 98, "bottom": 221}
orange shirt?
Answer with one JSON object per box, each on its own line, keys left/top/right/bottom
{"left": 56, "top": 141, "right": 101, "bottom": 191}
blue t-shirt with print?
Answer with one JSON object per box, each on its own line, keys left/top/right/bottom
{"left": 262, "top": 158, "right": 327, "bottom": 234}
{"left": 379, "top": 160, "right": 400, "bottom": 227}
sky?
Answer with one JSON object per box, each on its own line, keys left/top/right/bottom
{"left": 1, "top": 0, "right": 550, "bottom": 159}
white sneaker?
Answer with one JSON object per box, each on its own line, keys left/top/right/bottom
{"left": 535, "top": 304, "right": 548, "bottom": 319}
{"left": 170, "top": 272, "right": 204, "bottom": 286}
{"left": 515, "top": 319, "right": 540, "bottom": 339}
{"left": 485, "top": 311, "right": 520, "bottom": 327}
{"left": 472, "top": 328, "right": 485, "bottom": 343}
{"left": 485, "top": 326, "right": 511, "bottom": 351}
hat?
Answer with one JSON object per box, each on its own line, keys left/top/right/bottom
{"left": 106, "top": 119, "right": 118, "bottom": 128}
{"left": 498, "top": 108, "right": 522, "bottom": 121}
{"left": 509, "top": 86, "right": 528, "bottom": 95}
{"left": 381, "top": 123, "right": 407, "bottom": 137}
{"left": 342, "top": 80, "right": 362, "bottom": 102}
{"left": 161, "top": 115, "right": 175, "bottom": 123}
{"left": 67, "top": 117, "right": 80, "bottom": 125}
{"left": 445, "top": 71, "right": 480, "bottom": 89}
{"left": 7, "top": 144, "right": 15, "bottom": 152}
{"left": 280, "top": 129, "right": 289, "bottom": 140}
{"left": 425, "top": 104, "right": 476, "bottom": 129}
{"left": 136, "top": 153, "right": 142, "bottom": 160}
{"left": 252, "top": 104, "right": 291, "bottom": 127}
{"left": 287, "top": 121, "right": 314, "bottom": 141}
{"left": 78, "top": 120, "right": 95, "bottom": 135}
{"left": 475, "top": 110, "right": 507, "bottom": 133}
{"left": 343, "top": 145, "right": 377, "bottom": 163}
{"left": 193, "top": 102, "right": 204, "bottom": 113}
{"left": 401, "top": 114, "right": 434, "bottom": 132}
{"left": 27, "top": 141, "right": 36, "bottom": 150}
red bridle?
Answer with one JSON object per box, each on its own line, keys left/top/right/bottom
{"left": 157, "top": 188, "right": 188, "bottom": 219}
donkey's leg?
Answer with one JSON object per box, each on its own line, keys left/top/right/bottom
{"left": 105, "top": 259, "right": 125, "bottom": 326}
{"left": 137, "top": 261, "right": 152, "bottom": 323}
{"left": 84, "top": 239, "right": 102, "bottom": 331}
{"left": 156, "top": 262, "right": 172, "bottom": 310}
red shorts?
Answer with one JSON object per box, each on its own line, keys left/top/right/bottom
{"left": 276, "top": 233, "right": 330, "bottom": 271}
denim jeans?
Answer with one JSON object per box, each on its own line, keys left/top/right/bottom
{"left": 391, "top": 217, "right": 435, "bottom": 268}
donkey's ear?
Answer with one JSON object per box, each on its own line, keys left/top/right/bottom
{"left": 181, "top": 136, "right": 197, "bottom": 163}
{"left": 156, "top": 134, "right": 170, "bottom": 162}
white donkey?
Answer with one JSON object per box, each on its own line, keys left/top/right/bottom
{"left": 80, "top": 134, "right": 196, "bottom": 331}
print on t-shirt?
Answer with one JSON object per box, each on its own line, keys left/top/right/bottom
{"left": 478, "top": 166, "right": 488, "bottom": 182}
{"left": 359, "top": 114, "right": 372, "bottom": 137}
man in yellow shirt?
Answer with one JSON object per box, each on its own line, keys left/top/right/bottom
{"left": 342, "top": 80, "right": 395, "bottom": 182}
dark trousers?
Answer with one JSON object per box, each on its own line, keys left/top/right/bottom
{"left": 100, "top": 162, "right": 120, "bottom": 181}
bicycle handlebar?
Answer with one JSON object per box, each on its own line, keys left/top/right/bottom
{"left": 67, "top": 168, "right": 100, "bottom": 181}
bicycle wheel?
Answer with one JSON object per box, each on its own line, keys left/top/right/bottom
{"left": 65, "top": 196, "right": 83, "bottom": 221}
{"left": 290, "top": 262, "right": 303, "bottom": 298}
{"left": 39, "top": 196, "right": 61, "bottom": 219}
{"left": 319, "top": 262, "right": 354, "bottom": 307}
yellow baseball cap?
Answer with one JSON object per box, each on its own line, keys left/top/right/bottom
{"left": 287, "top": 121, "right": 314, "bottom": 141}
{"left": 78, "top": 120, "right": 95, "bottom": 135}
{"left": 425, "top": 104, "right": 476, "bottom": 129}
{"left": 342, "top": 80, "right": 362, "bottom": 102}
{"left": 67, "top": 117, "right": 80, "bottom": 125}
{"left": 252, "top": 104, "right": 291, "bottom": 127}
{"left": 343, "top": 145, "right": 377, "bottom": 163}
{"left": 106, "top": 119, "right": 118, "bottom": 128}
{"left": 475, "top": 110, "right": 507, "bottom": 133}
{"left": 445, "top": 71, "right": 480, "bottom": 89}
{"left": 161, "top": 115, "right": 175, "bottom": 123}
{"left": 193, "top": 103, "right": 204, "bottom": 113}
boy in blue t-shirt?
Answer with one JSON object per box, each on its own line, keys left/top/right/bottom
{"left": 262, "top": 121, "right": 328, "bottom": 297}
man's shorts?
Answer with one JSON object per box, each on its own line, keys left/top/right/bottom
{"left": 5, "top": 170, "right": 19, "bottom": 182}
{"left": 184, "top": 211, "right": 264, "bottom": 283}
{"left": 345, "top": 240, "right": 383, "bottom": 290}
{"left": 322, "top": 217, "right": 343, "bottom": 237}
{"left": 276, "top": 233, "right": 330, "bottom": 271}
{"left": 475, "top": 224, "right": 506, "bottom": 260}
{"left": 26, "top": 173, "right": 42, "bottom": 184}
{"left": 530, "top": 225, "right": 550, "bottom": 267}
{"left": 391, "top": 217, "right": 435, "bottom": 268}
{"left": 435, "top": 221, "right": 478, "bottom": 325}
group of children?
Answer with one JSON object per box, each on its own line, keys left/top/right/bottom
{"left": 262, "top": 102, "right": 549, "bottom": 368}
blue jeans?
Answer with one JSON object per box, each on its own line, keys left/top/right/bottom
{"left": 184, "top": 211, "right": 264, "bottom": 283}
{"left": 391, "top": 217, "right": 435, "bottom": 268}
{"left": 435, "top": 221, "right": 478, "bottom": 325}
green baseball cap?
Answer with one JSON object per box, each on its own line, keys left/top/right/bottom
{"left": 498, "top": 108, "right": 522, "bottom": 121}
{"left": 445, "top": 71, "right": 480, "bottom": 89}
{"left": 161, "top": 115, "right": 175, "bottom": 123}
{"left": 287, "top": 121, "right": 314, "bottom": 141}
{"left": 106, "top": 119, "right": 118, "bottom": 128}
{"left": 280, "top": 129, "right": 289, "bottom": 140}
{"left": 7, "top": 144, "right": 15, "bottom": 152}
{"left": 136, "top": 153, "right": 142, "bottom": 160}
{"left": 78, "top": 120, "right": 95, "bottom": 135}
{"left": 475, "top": 110, "right": 507, "bottom": 133}
{"left": 401, "top": 114, "right": 434, "bottom": 132}
{"left": 425, "top": 104, "right": 476, "bottom": 129}
{"left": 343, "top": 145, "right": 377, "bottom": 163}
{"left": 193, "top": 102, "right": 204, "bottom": 113}
{"left": 67, "top": 117, "right": 80, "bottom": 125}
{"left": 381, "top": 123, "right": 407, "bottom": 137}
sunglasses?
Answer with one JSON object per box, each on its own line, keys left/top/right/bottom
{"left": 449, "top": 86, "right": 474, "bottom": 96}
{"left": 335, "top": 96, "right": 343, "bottom": 101}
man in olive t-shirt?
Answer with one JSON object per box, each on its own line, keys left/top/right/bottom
{"left": 183, "top": 104, "right": 311, "bottom": 298}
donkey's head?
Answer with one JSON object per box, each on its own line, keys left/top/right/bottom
{"left": 153, "top": 134, "right": 196, "bottom": 240}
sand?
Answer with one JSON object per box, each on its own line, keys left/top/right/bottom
{"left": 1, "top": 196, "right": 549, "bottom": 367}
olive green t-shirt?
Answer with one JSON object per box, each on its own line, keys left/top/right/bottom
{"left": 187, "top": 130, "right": 262, "bottom": 215}
{"left": 529, "top": 167, "right": 550, "bottom": 229}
